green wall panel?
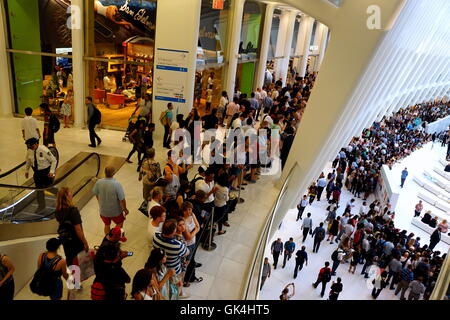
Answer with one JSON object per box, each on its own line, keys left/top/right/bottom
{"left": 7, "top": 0, "right": 43, "bottom": 114}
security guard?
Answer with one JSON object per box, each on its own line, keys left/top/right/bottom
{"left": 25, "top": 137, "right": 57, "bottom": 213}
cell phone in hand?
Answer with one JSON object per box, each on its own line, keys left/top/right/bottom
{"left": 127, "top": 252, "right": 134, "bottom": 256}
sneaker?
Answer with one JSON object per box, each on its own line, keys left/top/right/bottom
{"left": 97, "top": 139, "right": 102, "bottom": 146}
{"left": 88, "top": 144, "right": 96, "bottom": 148}
{"left": 125, "top": 159, "right": 133, "bottom": 163}
{"left": 179, "top": 293, "right": 191, "bottom": 299}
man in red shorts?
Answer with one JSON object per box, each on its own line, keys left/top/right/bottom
{"left": 93, "top": 166, "right": 129, "bottom": 235}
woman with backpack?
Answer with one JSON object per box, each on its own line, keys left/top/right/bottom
{"left": 54, "top": 187, "right": 89, "bottom": 266}
{"left": 0, "top": 253, "right": 15, "bottom": 300}
{"left": 32, "top": 238, "right": 69, "bottom": 300}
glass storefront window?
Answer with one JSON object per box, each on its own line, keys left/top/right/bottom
{"left": 5, "top": 0, "right": 72, "bottom": 53}
{"left": 86, "top": 0, "right": 157, "bottom": 129}
{"left": 10, "top": 53, "right": 73, "bottom": 115}
{"left": 195, "top": 0, "right": 231, "bottom": 116}
{"left": 236, "top": 0, "right": 263, "bottom": 95}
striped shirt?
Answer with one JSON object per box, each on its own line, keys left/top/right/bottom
{"left": 153, "top": 233, "right": 188, "bottom": 275}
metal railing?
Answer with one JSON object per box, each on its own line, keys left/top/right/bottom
{"left": 242, "top": 162, "right": 298, "bottom": 300}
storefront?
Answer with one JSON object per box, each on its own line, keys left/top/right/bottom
{"left": 3, "top": 0, "right": 156, "bottom": 129}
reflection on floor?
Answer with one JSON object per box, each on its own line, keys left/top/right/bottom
{"left": 260, "top": 142, "right": 449, "bottom": 300}
{"left": 0, "top": 117, "right": 280, "bottom": 300}
{"left": 96, "top": 103, "right": 138, "bottom": 129}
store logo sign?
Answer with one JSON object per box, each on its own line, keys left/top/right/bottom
{"left": 367, "top": 5, "right": 382, "bottom": 30}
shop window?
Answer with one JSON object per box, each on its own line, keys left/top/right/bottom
{"left": 86, "top": 0, "right": 157, "bottom": 129}
{"left": 235, "top": 0, "right": 263, "bottom": 96}
{"left": 195, "top": 0, "right": 231, "bottom": 116}
{"left": 10, "top": 53, "right": 73, "bottom": 115}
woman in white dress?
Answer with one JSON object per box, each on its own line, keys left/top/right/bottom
{"left": 60, "top": 89, "right": 73, "bottom": 128}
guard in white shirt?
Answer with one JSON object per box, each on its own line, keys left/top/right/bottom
{"left": 25, "top": 138, "right": 57, "bottom": 212}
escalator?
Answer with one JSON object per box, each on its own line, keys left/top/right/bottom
{"left": 0, "top": 152, "right": 126, "bottom": 242}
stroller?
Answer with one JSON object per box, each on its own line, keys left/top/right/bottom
{"left": 122, "top": 115, "right": 146, "bottom": 142}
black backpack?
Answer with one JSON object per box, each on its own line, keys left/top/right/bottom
{"left": 49, "top": 114, "right": 60, "bottom": 133}
{"left": 30, "top": 254, "right": 62, "bottom": 296}
{"left": 188, "top": 175, "right": 204, "bottom": 197}
{"left": 331, "top": 250, "right": 339, "bottom": 262}
{"left": 92, "top": 107, "right": 102, "bottom": 125}
{"left": 57, "top": 209, "right": 76, "bottom": 244}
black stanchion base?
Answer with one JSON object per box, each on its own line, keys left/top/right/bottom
{"left": 202, "top": 242, "right": 217, "bottom": 251}
{"left": 238, "top": 198, "right": 245, "bottom": 204}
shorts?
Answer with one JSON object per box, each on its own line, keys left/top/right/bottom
{"left": 50, "top": 278, "right": 63, "bottom": 300}
{"left": 100, "top": 213, "right": 125, "bottom": 225}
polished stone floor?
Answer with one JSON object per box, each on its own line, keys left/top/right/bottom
{"left": 0, "top": 116, "right": 280, "bottom": 300}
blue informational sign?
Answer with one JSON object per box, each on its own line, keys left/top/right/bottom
{"left": 155, "top": 96, "right": 186, "bottom": 103}
{"left": 156, "top": 65, "right": 188, "bottom": 72}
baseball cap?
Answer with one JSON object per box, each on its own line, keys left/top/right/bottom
{"left": 110, "top": 226, "right": 127, "bottom": 242}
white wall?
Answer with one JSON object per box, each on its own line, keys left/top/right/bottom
{"left": 272, "top": 0, "right": 450, "bottom": 238}
{"left": 152, "top": 0, "right": 201, "bottom": 138}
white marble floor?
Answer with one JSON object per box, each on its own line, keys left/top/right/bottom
{"left": 259, "top": 141, "right": 449, "bottom": 300}
{"left": 0, "top": 117, "right": 281, "bottom": 300}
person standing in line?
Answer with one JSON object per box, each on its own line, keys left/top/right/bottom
{"left": 271, "top": 238, "right": 283, "bottom": 269}
{"left": 217, "top": 91, "right": 228, "bottom": 127}
{"left": 312, "top": 261, "right": 332, "bottom": 297}
{"left": 260, "top": 257, "right": 271, "bottom": 290}
{"left": 280, "top": 283, "right": 295, "bottom": 300}
{"left": 296, "top": 195, "right": 308, "bottom": 221}
{"left": 414, "top": 200, "right": 423, "bottom": 217}
{"left": 400, "top": 167, "right": 408, "bottom": 188}
{"left": 301, "top": 213, "right": 313, "bottom": 242}
{"left": 93, "top": 166, "right": 129, "bottom": 235}
{"left": 158, "top": 103, "right": 173, "bottom": 148}
{"left": 22, "top": 107, "right": 41, "bottom": 142}
{"left": 395, "top": 264, "right": 414, "bottom": 300}
{"left": 282, "top": 238, "right": 296, "bottom": 268}
{"left": 408, "top": 277, "right": 425, "bottom": 300}
{"left": 86, "top": 97, "right": 102, "bottom": 148}
{"left": 328, "top": 277, "right": 343, "bottom": 300}
{"left": 24, "top": 138, "right": 57, "bottom": 213}
{"left": 311, "top": 222, "right": 326, "bottom": 253}
{"left": 293, "top": 246, "right": 308, "bottom": 279}
{"left": 316, "top": 173, "right": 327, "bottom": 201}
{"left": 0, "top": 253, "right": 15, "bottom": 301}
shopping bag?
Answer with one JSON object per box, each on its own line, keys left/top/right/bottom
{"left": 75, "top": 249, "right": 96, "bottom": 282}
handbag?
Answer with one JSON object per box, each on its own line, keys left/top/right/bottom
{"left": 74, "top": 249, "right": 95, "bottom": 282}
{"left": 138, "top": 200, "right": 149, "bottom": 217}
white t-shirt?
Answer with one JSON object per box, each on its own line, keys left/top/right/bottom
{"left": 22, "top": 116, "right": 40, "bottom": 140}
{"left": 196, "top": 179, "right": 214, "bottom": 203}
{"left": 214, "top": 184, "right": 229, "bottom": 207}
{"left": 147, "top": 218, "right": 163, "bottom": 245}
{"left": 231, "top": 118, "right": 242, "bottom": 130}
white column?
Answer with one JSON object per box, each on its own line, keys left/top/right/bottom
{"left": 292, "top": 15, "right": 307, "bottom": 73}
{"left": 254, "top": 3, "right": 275, "bottom": 91}
{"left": 223, "top": 0, "right": 245, "bottom": 97}
{"left": 315, "top": 24, "right": 329, "bottom": 72}
{"left": 274, "top": 10, "right": 297, "bottom": 86}
{"left": 153, "top": 0, "right": 202, "bottom": 139}
{"left": 298, "top": 16, "right": 314, "bottom": 78}
{"left": 0, "top": 0, "right": 13, "bottom": 117}
{"left": 71, "top": 0, "right": 85, "bottom": 127}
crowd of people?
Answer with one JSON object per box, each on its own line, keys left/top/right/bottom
{"left": 263, "top": 101, "right": 449, "bottom": 300}
{"left": 1, "top": 70, "right": 321, "bottom": 301}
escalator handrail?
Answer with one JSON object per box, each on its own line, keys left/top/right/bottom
{"left": 0, "top": 153, "right": 101, "bottom": 191}
{"left": 0, "top": 162, "right": 26, "bottom": 179}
